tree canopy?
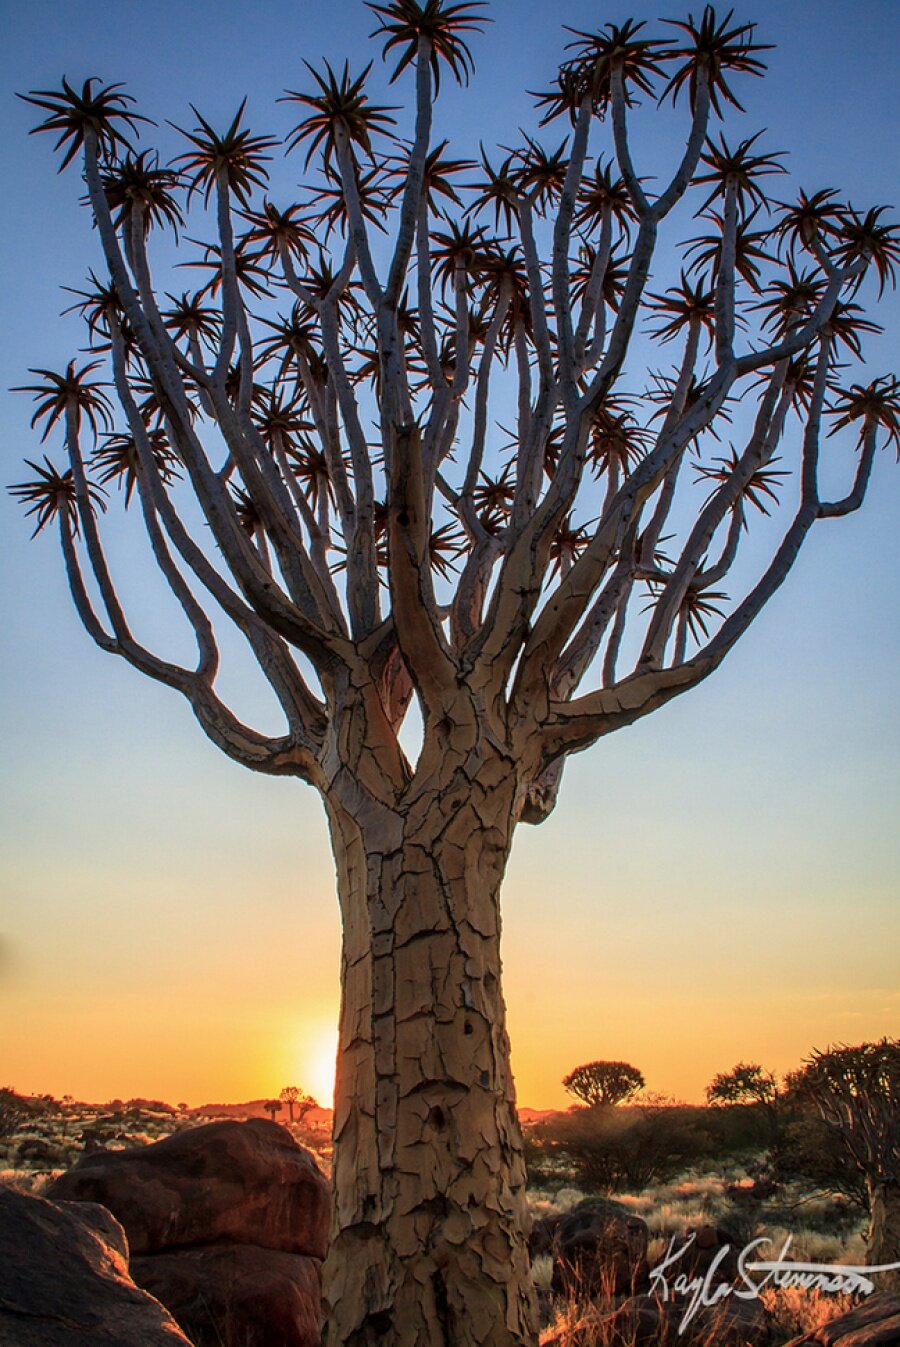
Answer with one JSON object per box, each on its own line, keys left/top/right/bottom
{"left": 10, "top": 4, "right": 899, "bottom": 1342}
{"left": 11, "top": 5, "right": 899, "bottom": 824}
{"left": 563, "top": 1059, "right": 645, "bottom": 1107}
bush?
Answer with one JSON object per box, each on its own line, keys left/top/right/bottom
{"left": 527, "top": 1105, "right": 713, "bottom": 1193}
{"left": 0, "top": 1088, "right": 26, "bottom": 1141}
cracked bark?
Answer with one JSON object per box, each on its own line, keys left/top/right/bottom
{"left": 867, "top": 1180, "right": 900, "bottom": 1290}
{"left": 321, "top": 722, "right": 537, "bottom": 1347}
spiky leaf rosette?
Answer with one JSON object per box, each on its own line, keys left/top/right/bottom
{"left": 9, "top": 457, "right": 106, "bottom": 536}
{"left": 20, "top": 77, "right": 150, "bottom": 169}
{"left": 172, "top": 100, "right": 277, "bottom": 205}
{"left": 282, "top": 62, "right": 397, "bottom": 169}
{"left": 367, "top": 0, "right": 489, "bottom": 91}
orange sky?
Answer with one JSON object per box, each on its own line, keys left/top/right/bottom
{"left": 3, "top": 615, "right": 897, "bottom": 1111}
{"left": 1, "top": 0, "right": 898, "bottom": 1114}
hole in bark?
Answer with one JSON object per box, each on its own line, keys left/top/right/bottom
{"left": 427, "top": 1105, "right": 447, "bottom": 1130}
{"left": 463, "top": 1020, "right": 474, "bottom": 1036}
{"left": 432, "top": 1268, "right": 452, "bottom": 1338}
{"left": 479, "top": 1070, "right": 490, "bottom": 1088}
{"left": 397, "top": 510, "right": 410, "bottom": 526}
{"left": 363, "top": 1310, "right": 393, "bottom": 1336}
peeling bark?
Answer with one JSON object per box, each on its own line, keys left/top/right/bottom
{"left": 321, "top": 727, "right": 538, "bottom": 1347}
{"left": 867, "top": 1179, "right": 900, "bottom": 1291}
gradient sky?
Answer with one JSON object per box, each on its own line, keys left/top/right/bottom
{"left": 0, "top": 0, "right": 898, "bottom": 1111}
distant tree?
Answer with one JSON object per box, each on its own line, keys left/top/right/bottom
{"left": 563, "top": 1060, "right": 645, "bottom": 1108}
{"left": 707, "top": 1062, "right": 777, "bottom": 1107}
{"left": 263, "top": 1099, "right": 284, "bottom": 1122}
{"left": 280, "top": 1085, "right": 317, "bottom": 1124}
{"left": 280, "top": 1085, "right": 300, "bottom": 1122}
{"left": 529, "top": 1099, "right": 708, "bottom": 1191}
{"left": 707, "top": 1061, "right": 781, "bottom": 1143}
{"left": 789, "top": 1040, "right": 899, "bottom": 1283}
{"left": 13, "top": 3, "right": 899, "bottom": 1340}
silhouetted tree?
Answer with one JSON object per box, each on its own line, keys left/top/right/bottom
{"left": 13, "top": 4, "right": 898, "bottom": 1342}
{"left": 280, "top": 1085, "right": 317, "bottom": 1123}
{"left": 707, "top": 1061, "right": 781, "bottom": 1143}
{"left": 563, "top": 1060, "right": 645, "bottom": 1108}
{"left": 280, "top": 1085, "right": 300, "bottom": 1122}
{"left": 263, "top": 1099, "right": 283, "bottom": 1122}
{"left": 790, "top": 1040, "right": 899, "bottom": 1284}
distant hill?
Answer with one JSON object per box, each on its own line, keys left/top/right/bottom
{"left": 189, "top": 1100, "right": 332, "bottom": 1128}
{"left": 517, "top": 1107, "right": 558, "bottom": 1124}
{"left": 188, "top": 1100, "right": 553, "bottom": 1128}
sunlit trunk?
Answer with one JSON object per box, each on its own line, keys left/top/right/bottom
{"left": 867, "top": 1178, "right": 900, "bottom": 1290}
{"left": 320, "top": 744, "right": 538, "bottom": 1347}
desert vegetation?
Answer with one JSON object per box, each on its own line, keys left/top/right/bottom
{"left": 2, "top": 1038, "right": 896, "bottom": 1344}
{"left": 0, "top": 1088, "right": 333, "bottom": 1194}
{"left": 9, "top": 0, "right": 897, "bottom": 1335}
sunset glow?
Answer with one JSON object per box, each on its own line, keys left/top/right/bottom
{"left": 0, "top": 0, "right": 897, "bottom": 1116}
{"left": 302, "top": 1027, "right": 339, "bottom": 1109}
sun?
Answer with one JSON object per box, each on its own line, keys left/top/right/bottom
{"left": 302, "top": 1026, "right": 338, "bottom": 1108}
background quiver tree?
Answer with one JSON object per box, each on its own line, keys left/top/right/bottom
{"left": 563, "top": 1060, "right": 646, "bottom": 1108}
{"left": 10, "top": 3, "right": 900, "bottom": 1344}
{"left": 788, "top": 1039, "right": 900, "bottom": 1285}
{"left": 280, "top": 1085, "right": 317, "bottom": 1125}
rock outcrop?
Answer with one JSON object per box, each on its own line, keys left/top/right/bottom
{"left": 783, "top": 1291, "right": 900, "bottom": 1346}
{"left": 49, "top": 1119, "right": 329, "bottom": 1347}
{"left": 0, "top": 1183, "right": 192, "bottom": 1346}
{"left": 49, "top": 1117, "right": 329, "bottom": 1256}
{"left": 550, "top": 1197, "right": 650, "bottom": 1297}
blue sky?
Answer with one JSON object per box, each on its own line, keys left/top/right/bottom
{"left": 0, "top": 0, "right": 897, "bottom": 1106}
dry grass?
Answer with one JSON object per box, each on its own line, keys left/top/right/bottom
{"left": 760, "top": 1285, "right": 856, "bottom": 1341}
{"left": 0, "top": 1167, "right": 63, "bottom": 1196}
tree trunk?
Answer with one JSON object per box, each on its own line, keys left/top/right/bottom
{"left": 320, "top": 743, "right": 538, "bottom": 1347}
{"left": 867, "top": 1178, "right": 900, "bottom": 1290}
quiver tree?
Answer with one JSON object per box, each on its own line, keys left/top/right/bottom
{"left": 281, "top": 1085, "right": 317, "bottom": 1124}
{"left": 790, "top": 1041, "right": 900, "bottom": 1286}
{"left": 11, "top": 4, "right": 899, "bottom": 1343}
{"left": 563, "top": 1059, "right": 645, "bottom": 1107}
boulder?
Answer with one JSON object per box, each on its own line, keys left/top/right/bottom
{"left": 131, "top": 1246, "right": 322, "bottom": 1347}
{"left": 0, "top": 1183, "right": 192, "bottom": 1346}
{"left": 49, "top": 1118, "right": 329, "bottom": 1257}
{"left": 614, "top": 1291, "right": 771, "bottom": 1344}
{"left": 783, "top": 1292, "right": 900, "bottom": 1346}
{"left": 529, "top": 1210, "right": 564, "bottom": 1256}
{"left": 57, "top": 1199, "right": 130, "bottom": 1261}
{"left": 550, "top": 1197, "right": 649, "bottom": 1297}
{"left": 651, "top": 1223, "right": 741, "bottom": 1288}
{"left": 14, "top": 1136, "right": 68, "bottom": 1167}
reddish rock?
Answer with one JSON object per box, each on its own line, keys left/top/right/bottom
{"left": 0, "top": 1184, "right": 191, "bottom": 1346}
{"left": 529, "top": 1210, "right": 564, "bottom": 1256}
{"left": 550, "top": 1197, "right": 649, "bottom": 1297}
{"left": 131, "top": 1245, "right": 321, "bottom": 1347}
{"left": 783, "top": 1292, "right": 900, "bottom": 1345}
{"left": 614, "top": 1291, "right": 771, "bottom": 1344}
{"left": 49, "top": 1119, "right": 329, "bottom": 1257}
